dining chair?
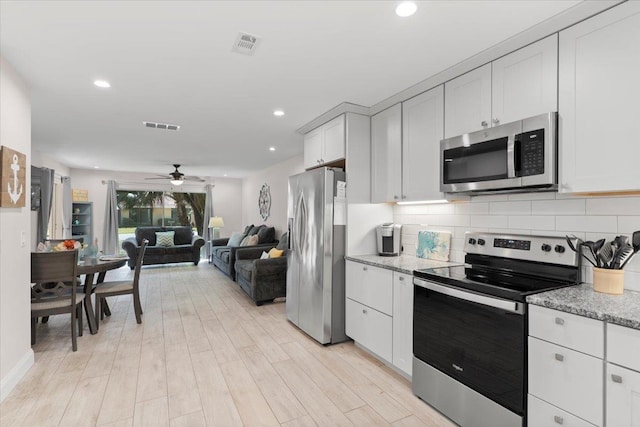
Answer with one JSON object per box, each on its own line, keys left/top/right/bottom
{"left": 94, "top": 239, "right": 148, "bottom": 330}
{"left": 30, "top": 250, "right": 83, "bottom": 351}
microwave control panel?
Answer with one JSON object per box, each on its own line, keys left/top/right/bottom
{"left": 518, "top": 129, "right": 545, "bottom": 176}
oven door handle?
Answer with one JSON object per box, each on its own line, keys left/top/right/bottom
{"left": 414, "top": 278, "right": 525, "bottom": 315}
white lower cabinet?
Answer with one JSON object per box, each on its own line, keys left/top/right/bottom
{"left": 392, "top": 272, "right": 413, "bottom": 376}
{"left": 528, "top": 337, "right": 603, "bottom": 426}
{"left": 528, "top": 305, "right": 640, "bottom": 427}
{"left": 528, "top": 395, "right": 596, "bottom": 427}
{"left": 606, "top": 363, "right": 640, "bottom": 427}
{"left": 345, "top": 261, "right": 414, "bottom": 376}
{"left": 345, "top": 298, "right": 392, "bottom": 362}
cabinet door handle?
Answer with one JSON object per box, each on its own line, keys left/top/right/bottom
{"left": 481, "top": 120, "right": 488, "bottom": 127}
{"left": 555, "top": 317, "right": 565, "bottom": 325}
{"left": 399, "top": 276, "right": 404, "bottom": 281}
{"left": 362, "top": 309, "right": 367, "bottom": 314}
{"left": 492, "top": 118, "right": 500, "bottom": 125}
{"left": 611, "top": 374, "right": 623, "bottom": 383}
{"left": 401, "top": 195, "right": 407, "bottom": 199}
{"left": 554, "top": 415, "right": 563, "bottom": 425}
{"left": 554, "top": 353, "right": 564, "bottom": 362}
{"left": 393, "top": 195, "right": 399, "bottom": 200}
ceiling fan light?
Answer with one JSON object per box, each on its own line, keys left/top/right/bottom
{"left": 170, "top": 179, "right": 184, "bottom": 186}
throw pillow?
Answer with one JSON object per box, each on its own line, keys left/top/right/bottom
{"left": 227, "top": 231, "right": 246, "bottom": 247}
{"left": 247, "top": 225, "right": 264, "bottom": 236}
{"left": 243, "top": 224, "right": 254, "bottom": 235}
{"left": 257, "top": 226, "right": 275, "bottom": 244}
{"left": 155, "top": 231, "right": 175, "bottom": 247}
{"left": 241, "top": 235, "right": 259, "bottom": 246}
{"left": 268, "top": 248, "right": 284, "bottom": 258}
{"left": 260, "top": 251, "right": 269, "bottom": 260}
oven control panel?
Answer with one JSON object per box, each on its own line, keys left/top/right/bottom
{"left": 464, "top": 232, "right": 577, "bottom": 266}
{"left": 494, "top": 238, "right": 531, "bottom": 251}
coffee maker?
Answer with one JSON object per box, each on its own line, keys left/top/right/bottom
{"left": 376, "top": 223, "right": 401, "bottom": 256}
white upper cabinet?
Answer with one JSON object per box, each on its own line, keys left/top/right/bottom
{"left": 559, "top": 2, "right": 640, "bottom": 193}
{"left": 371, "top": 104, "right": 402, "bottom": 203}
{"left": 445, "top": 35, "right": 558, "bottom": 138}
{"left": 492, "top": 34, "right": 558, "bottom": 126}
{"left": 322, "top": 115, "right": 346, "bottom": 164}
{"left": 444, "top": 64, "right": 492, "bottom": 138}
{"left": 303, "top": 114, "right": 345, "bottom": 169}
{"left": 303, "top": 128, "right": 323, "bottom": 169}
{"left": 402, "top": 85, "right": 445, "bottom": 201}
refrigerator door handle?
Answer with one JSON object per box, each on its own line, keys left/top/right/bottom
{"left": 287, "top": 218, "right": 293, "bottom": 251}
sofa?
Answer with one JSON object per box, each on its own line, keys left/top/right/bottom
{"left": 234, "top": 233, "right": 288, "bottom": 305}
{"left": 211, "top": 224, "right": 278, "bottom": 280}
{"left": 122, "top": 226, "right": 205, "bottom": 269}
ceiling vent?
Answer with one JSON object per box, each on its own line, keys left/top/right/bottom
{"left": 143, "top": 121, "right": 180, "bottom": 131}
{"left": 232, "top": 32, "right": 261, "bottom": 55}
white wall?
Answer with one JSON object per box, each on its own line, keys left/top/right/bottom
{"left": 0, "top": 56, "right": 33, "bottom": 401}
{"left": 242, "top": 155, "right": 304, "bottom": 237}
{"left": 69, "top": 169, "right": 243, "bottom": 247}
{"left": 394, "top": 193, "right": 640, "bottom": 292}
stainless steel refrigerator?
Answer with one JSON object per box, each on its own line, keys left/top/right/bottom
{"left": 286, "top": 167, "right": 347, "bottom": 344}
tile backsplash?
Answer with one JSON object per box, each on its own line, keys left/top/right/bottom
{"left": 394, "top": 192, "right": 640, "bottom": 292}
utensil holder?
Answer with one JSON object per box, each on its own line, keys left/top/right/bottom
{"left": 593, "top": 267, "right": 624, "bottom": 295}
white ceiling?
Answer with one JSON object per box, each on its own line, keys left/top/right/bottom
{"left": 0, "top": 0, "right": 580, "bottom": 179}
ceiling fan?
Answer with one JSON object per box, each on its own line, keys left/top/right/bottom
{"left": 145, "top": 164, "right": 205, "bottom": 186}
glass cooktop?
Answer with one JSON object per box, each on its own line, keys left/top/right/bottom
{"left": 414, "top": 264, "right": 579, "bottom": 302}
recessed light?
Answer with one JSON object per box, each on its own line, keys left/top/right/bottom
{"left": 223, "top": 174, "right": 228, "bottom": 177}
{"left": 273, "top": 110, "right": 285, "bottom": 117}
{"left": 396, "top": 1, "right": 417, "bottom": 17}
{"left": 93, "top": 80, "right": 111, "bottom": 88}
{"left": 93, "top": 166, "right": 100, "bottom": 169}
{"left": 269, "top": 147, "right": 275, "bottom": 151}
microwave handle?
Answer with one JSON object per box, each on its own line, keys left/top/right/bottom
{"left": 513, "top": 134, "right": 522, "bottom": 177}
{"left": 507, "top": 134, "right": 517, "bottom": 179}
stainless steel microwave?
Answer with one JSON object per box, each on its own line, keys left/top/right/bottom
{"left": 440, "top": 112, "right": 557, "bottom": 194}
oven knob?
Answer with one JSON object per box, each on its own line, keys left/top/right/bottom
{"left": 468, "top": 238, "right": 476, "bottom": 245}
{"left": 477, "top": 239, "right": 485, "bottom": 246}
{"left": 555, "top": 245, "right": 565, "bottom": 253}
{"left": 541, "top": 244, "right": 552, "bottom": 252}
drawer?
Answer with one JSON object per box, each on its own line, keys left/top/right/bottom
{"left": 527, "top": 394, "right": 596, "bottom": 427}
{"left": 345, "top": 261, "right": 393, "bottom": 315}
{"left": 528, "top": 337, "right": 603, "bottom": 426}
{"left": 529, "top": 305, "right": 604, "bottom": 357}
{"left": 606, "top": 363, "right": 640, "bottom": 427}
{"left": 607, "top": 323, "right": 640, "bottom": 373}
{"left": 345, "top": 298, "right": 392, "bottom": 362}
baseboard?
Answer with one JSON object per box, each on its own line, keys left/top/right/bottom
{"left": 0, "top": 349, "right": 34, "bottom": 402}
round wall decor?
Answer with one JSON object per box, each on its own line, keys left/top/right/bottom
{"left": 258, "top": 183, "right": 271, "bottom": 221}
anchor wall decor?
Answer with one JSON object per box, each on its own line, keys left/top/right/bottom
{"left": 1, "top": 145, "right": 27, "bottom": 208}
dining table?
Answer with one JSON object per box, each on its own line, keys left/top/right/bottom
{"left": 77, "top": 257, "right": 128, "bottom": 334}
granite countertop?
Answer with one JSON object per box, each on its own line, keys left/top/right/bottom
{"left": 527, "top": 284, "right": 640, "bottom": 330}
{"left": 345, "top": 254, "right": 462, "bottom": 275}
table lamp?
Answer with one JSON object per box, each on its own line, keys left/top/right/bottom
{"left": 208, "top": 216, "right": 225, "bottom": 239}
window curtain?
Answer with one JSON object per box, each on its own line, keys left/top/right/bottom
{"left": 202, "top": 184, "right": 215, "bottom": 258}
{"left": 36, "top": 167, "right": 55, "bottom": 243}
{"left": 61, "top": 176, "right": 72, "bottom": 239}
{"left": 102, "top": 180, "right": 119, "bottom": 255}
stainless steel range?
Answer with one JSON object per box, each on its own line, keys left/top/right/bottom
{"left": 412, "top": 232, "right": 580, "bottom": 427}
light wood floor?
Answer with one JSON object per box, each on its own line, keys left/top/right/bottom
{"left": 0, "top": 263, "right": 454, "bottom": 427}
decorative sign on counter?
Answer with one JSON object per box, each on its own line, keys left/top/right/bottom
{"left": 416, "top": 230, "right": 452, "bottom": 262}
{"left": 0, "top": 145, "right": 26, "bottom": 208}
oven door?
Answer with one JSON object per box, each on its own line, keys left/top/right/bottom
{"left": 413, "top": 278, "right": 526, "bottom": 415}
{"left": 440, "top": 120, "right": 522, "bottom": 193}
